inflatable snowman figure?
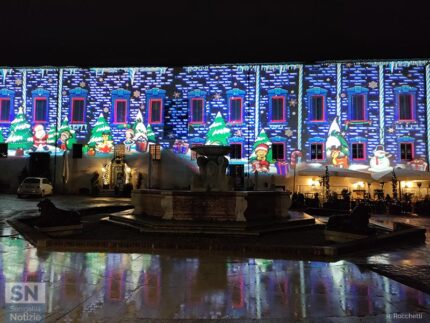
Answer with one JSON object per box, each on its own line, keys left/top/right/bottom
{"left": 369, "top": 145, "right": 392, "bottom": 172}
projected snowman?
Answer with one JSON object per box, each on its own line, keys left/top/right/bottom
{"left": 368, "top": 145, "right": 392, "bottom": 172}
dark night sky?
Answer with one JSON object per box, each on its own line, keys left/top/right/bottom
{"left": 3, "top": 0, "right": 430, "bottom": 67}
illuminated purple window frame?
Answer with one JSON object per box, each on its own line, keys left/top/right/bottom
{"left": 189, "top": 98, "right": 204, "bottom": 124}
{"left": 0, "top": 98, "right": 11, "bottom": 123}
{"left": 33, "top": 98, "right": 48, "bottom": 123}
{"left": 113, "top": 99, "right": 127, "bottom": 124}
{"left": 270, "top": 96, "right": 286, "bottom": 123}
{"left": 229, "top": 97, "right": 243, "bottom": 123}
{"left": 71, "top": 97, "right": 86, "bottom": 124}
{"left": 149, "top": 99, "right": 163, "bottom": 124}
{"left": 310, "top": 95, "right": 325, "bottom": 122}
{"left": 350, "top": 94, "right": 366, "bottom": 121}
{"left": 398, "top": 94, "right": 415, "bottom": 121}
{"left": 394, "top": 85, "right": 417, "bottom": 122}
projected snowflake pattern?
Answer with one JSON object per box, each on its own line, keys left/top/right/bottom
{"left": 368, "top": 81, "right": 378, "bottom": 89}
{"left": 288, "top": 98, "right": 297, "bottom": 107}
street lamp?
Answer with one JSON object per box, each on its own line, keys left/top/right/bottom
{"left": 148, "top": 144, "right": 161, "bottom": 189}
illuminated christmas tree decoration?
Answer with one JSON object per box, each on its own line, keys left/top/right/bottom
{"left": 205, "top": 112, "right": 231, "bottom": 145}
{"left": 5, "top": 107, "right": 33, "bottom": 151}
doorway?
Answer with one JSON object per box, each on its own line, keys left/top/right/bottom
{"left": 29, "top": 152, "right": 51, "bottom": 179}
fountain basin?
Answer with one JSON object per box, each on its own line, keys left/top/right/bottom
{"left": 131, "top": 189, "right": 291, "bottom": 222}
{"left": 190, "top": 145, "right": 231, "bottom": 157}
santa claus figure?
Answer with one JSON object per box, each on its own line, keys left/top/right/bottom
{"left": 31, "top": 124, "right": 50, "bottom": 152}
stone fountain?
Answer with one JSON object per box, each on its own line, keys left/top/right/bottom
{"left": 130, "top": 145, "right": 292, "bottom": 222}
{"left": 191, "top": 145, "right": 232, "bottom": 192}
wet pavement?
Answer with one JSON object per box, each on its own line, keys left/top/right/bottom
{"left": 0, "top": 194, "right": 430, "bottom": 321}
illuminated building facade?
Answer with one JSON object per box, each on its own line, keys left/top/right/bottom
{"left": 0, "top": 61, "right": 429, "bottom": 191}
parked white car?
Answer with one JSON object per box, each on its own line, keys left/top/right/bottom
{"left": 17, "top": 177, "right": 54, "bottom": 198}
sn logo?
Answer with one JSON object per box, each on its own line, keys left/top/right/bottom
{"left": 5, "top": 283, "right": 46, "bottom": 304}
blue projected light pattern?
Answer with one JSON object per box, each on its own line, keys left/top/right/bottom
{"left": 0, "top": 62, "right": 428, "bottom": 175}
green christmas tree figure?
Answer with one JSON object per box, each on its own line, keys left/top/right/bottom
{"left": 6, "top": 107, "right": 33, "bottom": 150}
{"left": 326, "top": 117, "right": 349, "bottom": 168}
{"left": 88, "top": 113, "right": 113, "bottom": 153}
{"left": 146, "top": 124, "right": 156, "bottom": 143}
{"left": 57, "top": 117, "right": 77, "bottom": 150}
{"left": 47, "top": 124, "right": 58, "bottom": 146}
{"left": 249, "top": 129, "right": 273, "bottom": 173}
{"left": 132, "top": 110, "right": 147, "bottom": 142}
{"left": 205, "top": 111, "right": 231, "bottom": 145}
{"left": 131, "top": 110, "right": 148, "bottom": 152}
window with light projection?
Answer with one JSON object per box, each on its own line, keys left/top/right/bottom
{"left": 229, "top": 98, "right": 242, "bottom": 123}
{"left": 395, "top": 85, "right": 416, "bottom": 121}
{"left": 32, "top": 88, "right": 49, "bottom": 124}
{"left": 230, "top": 143, "right": 242, "bottom": 159}
{"left": 0, "top": 98, "right": 11, "bottom": 122}
{"left": 149, "top": 100, "right": 162, "bottom": 123}
{"left": 111, "top": 89, "right": 130, "bottom": 125}
{"left": 400, "top": 143, "right": 414, "bottom": 161}
{"left": 34, "top": 98, "right": 47, "bottom": 122}
{"left": 311, "top": 143, "right": 324, "bottom": 160}
{"left": 188, "top": 89, "right": 206, "bottom": 124}
{"left": 71, "top": 99, "right": 85, "bottom": 123}
{"left": 227, "top": 88, "right": 245, "bottom": 124}
{"left": 271, "top": 98, "right": 284, "bottom": 121}
{"left": 0, "top": 89, "right": 14, "bottom": 123}
{"left": 268, "top": 88, "right": 287, "bottom": 123}
{"left": 307, "top": 87, "right": 327, "bottom": 122}
{"left": 351, "top": 143, "right": 365, "bottom": 160}
{"left": 146, "top": 88, "right": 165, "bottom": 125}
{"left": 114, "top": 100, "right": 127, "bottom": 124}
{"left": 347, "top": 86, "right": 368, "bottom": 121}
{"left": 190, "top": 99, "right": 204, "bottom": 123}
{"left": 350, "top": 95, "right": 365, "bottom": 121}
{"left": 272, "top": 143, "right": 285, "bottom": 160}
{"left": 399, "top": 95, "right": 413, "bottom": 120}
{"left": 69, "top": 87, "right": 88, "bottom": 124}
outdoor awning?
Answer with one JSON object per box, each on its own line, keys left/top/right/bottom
{"left": 371, "top": 168, "right": 430, "bottom": 181}
{"left": 295, "top": 166, "right": 373, "bottom": 181}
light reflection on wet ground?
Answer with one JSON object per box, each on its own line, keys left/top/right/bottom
{"left": 0, "top": 228, "right": 429, "bottom": 320}
{"left": 0, "top": 195, "right": 429, "bottom": 320}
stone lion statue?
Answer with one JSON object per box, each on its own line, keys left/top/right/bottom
{"left": 36, "top": 199, "right": 81, "bottom": 227}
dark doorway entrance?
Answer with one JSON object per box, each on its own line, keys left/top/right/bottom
{"left": 29, "top": 152, "right": 51, "bottom": 179}
{"left": 229, "top": 164, "right": 244, "bottom": 191}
